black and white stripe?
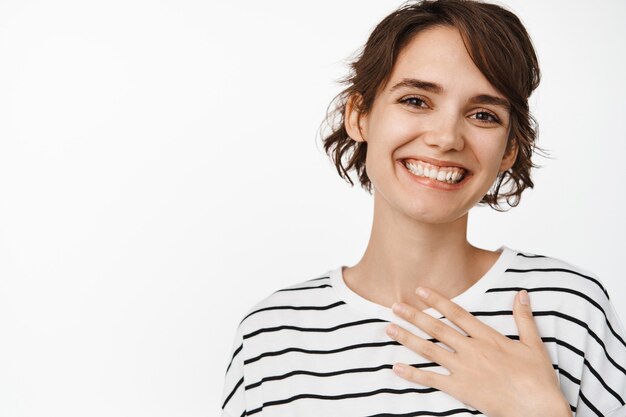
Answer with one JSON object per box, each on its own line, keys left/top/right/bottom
{"left": 221, "top": 246, "right": 626, "bottom": 417}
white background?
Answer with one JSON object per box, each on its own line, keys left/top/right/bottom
{"left": 0, "top": 1, "right": 625, "bottom": 416}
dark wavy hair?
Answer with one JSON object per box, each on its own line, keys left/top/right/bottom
{"left": 318, "top": 0, "right": 550, "bottom": 211}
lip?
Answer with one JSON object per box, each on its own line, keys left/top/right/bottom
{"left": 400, "top": 156, "right": 470, "bottom": 172}
{"left": 398, "top": 160, "right": 473, "bottom": 191}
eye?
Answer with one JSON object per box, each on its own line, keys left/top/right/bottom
{"left": 399, "top": 95, "right": 429, "bottom": 108}
{"left": 471, "top": 110, "right": 501, "bottom": 125}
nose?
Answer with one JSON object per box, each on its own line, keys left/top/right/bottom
{"left": 422, "top": 112, "right": 465, "bottom": 152}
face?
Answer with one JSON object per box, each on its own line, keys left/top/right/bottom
{"left": 345, "top": 25, "right": 517, "bottom": 224}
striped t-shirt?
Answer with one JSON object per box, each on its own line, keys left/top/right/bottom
{"left": 220, "top": 245, "right": 626, "bottom": 417}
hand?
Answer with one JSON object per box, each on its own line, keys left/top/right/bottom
{"left": 385, "top": 287, "right": 572, "bottom": 417}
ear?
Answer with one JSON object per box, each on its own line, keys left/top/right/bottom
{"left": 499, "top": 138, "right": 518, "bottom": 172}
{"left": 344, "top": 93, "right": 367, "bottom": 142}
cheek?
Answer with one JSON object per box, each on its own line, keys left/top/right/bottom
{"left": 471, "top": 132, "right": 509, "bottom": 166}
{"left": 370, "top": 109, "right": 420, "bottom": 144}
{"left": 362, "top": 142, "right": 400, "bottom": 192}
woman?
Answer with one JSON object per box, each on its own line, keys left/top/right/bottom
{"left": 221, "top": 1, "right": 626, "bottom": 416}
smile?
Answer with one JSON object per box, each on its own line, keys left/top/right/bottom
{"left": 402, "top": 159, "right": 467, "bottom": 184}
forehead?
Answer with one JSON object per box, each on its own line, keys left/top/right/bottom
{"left": 385, "top": 25, "right": 503, "bottom": 99}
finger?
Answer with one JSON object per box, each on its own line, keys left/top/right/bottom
{"left": 392, "top": 362, "right": 449, "bottom": 391}
{"left": 386, "top": 322, "right": 455, "bottom": 367}
{"left": 514, "top": 289, "right": 543, "bottom": 348}
{"left": 416, "top": 286, "right": 503, "bottom": 341}
{"left": 391, "top": 302, "right": 466, "bottom": 350}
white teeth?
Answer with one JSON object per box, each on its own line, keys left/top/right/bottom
{"left": 403, "top": 160, "right": 466, "bottom": 184}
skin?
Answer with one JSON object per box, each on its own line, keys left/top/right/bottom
{"left": 342, "top": 25, "right": 571, "bottom": 417}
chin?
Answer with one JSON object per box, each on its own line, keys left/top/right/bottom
{"left": 402, "top": 201, "right": 468, "bottom": 224}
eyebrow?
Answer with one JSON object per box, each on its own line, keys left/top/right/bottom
{"left": 389, "top": 78, "right": 511, "bottom": 110}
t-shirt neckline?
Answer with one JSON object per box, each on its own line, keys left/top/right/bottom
{"left": 329, "top": 245, "right": 516, "bottom": 323}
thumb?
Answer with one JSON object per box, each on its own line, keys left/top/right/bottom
{"left": 513, "top": 289, "right": 542, "bottom": 347}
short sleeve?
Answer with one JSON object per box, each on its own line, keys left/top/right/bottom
{"left": 220, "top": 323, "right": 247, "bottom": 417}
{"left": 574, "top": 282, "right": 626, "bottom": 416}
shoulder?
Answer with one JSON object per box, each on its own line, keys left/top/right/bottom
{"left": 235, "top": 268, "right": 338, "bottom": 336}
{"left": 499, "top": 247, "right": 621, "bottom": 338}
{"left": 507, "top": 247, "right": 626, "bottom": 349}
{"left": 506, "top": 246, "right": 611, "bottom": 306}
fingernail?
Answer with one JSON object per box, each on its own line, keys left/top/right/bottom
{"left": 519, "top": 290, "right": 529, "bottom": 305}
{"left": 416, "top": 287, "right": 429, "bottom": 299}
{"left": 393, "top": 363, "right": 407, "bottom": 374}
{"left": 391, "top": 302, "right": 405, "bottom": 315}
{"left": 386, "top": 324, "right": 398, "bottom": 338}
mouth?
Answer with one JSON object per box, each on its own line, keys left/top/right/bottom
{"left": 400, "top": 158, "right": 472, "bottom": 185}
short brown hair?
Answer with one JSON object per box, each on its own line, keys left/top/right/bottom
{"left": 318, "top": 0, "right": 548, "bottom": 211}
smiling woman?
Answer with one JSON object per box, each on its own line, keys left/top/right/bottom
{"left": 220, "top": 1, "right": 626, "bottom": 416}
{"left": 341, "top": 25, "right": 520, "bottom": 228}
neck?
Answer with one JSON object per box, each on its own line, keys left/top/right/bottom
{"left": 344, "top": 191, "right": 497, "bottom": 311}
